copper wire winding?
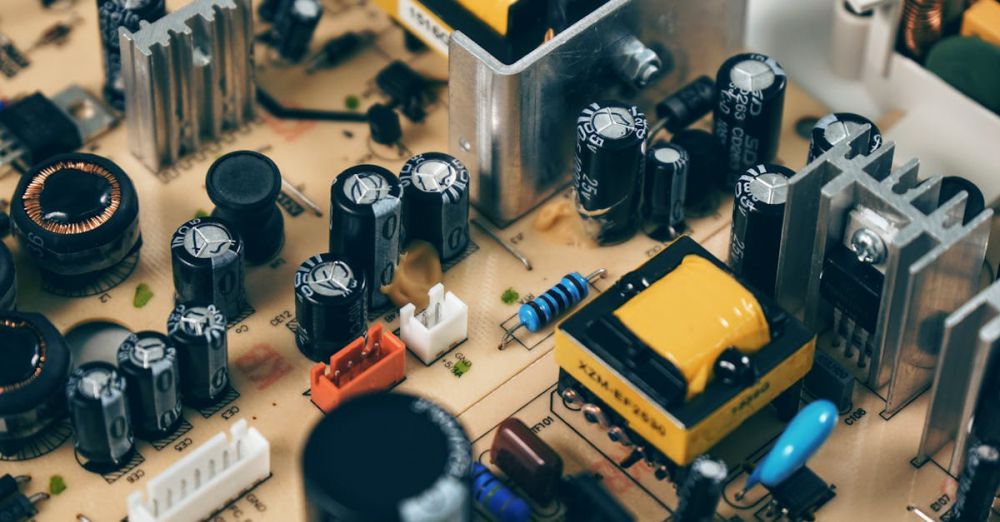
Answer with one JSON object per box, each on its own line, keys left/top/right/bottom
{"left": 900, "top": 0, "right": 945, "bottom": 59}
{"left": 21, "top": 160, "right": 121, "bottom": 235}
{"left": 0, "top": 318, "right": 46, "bottom": 393}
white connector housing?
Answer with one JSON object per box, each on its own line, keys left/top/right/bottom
{"left": 400, "top": 283, "right": 468, "bottom": 364}
{"left": 127, "top": 419, "right": 270, "bottom": 522}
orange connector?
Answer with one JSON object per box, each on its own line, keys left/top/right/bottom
{"left": 310, "top": 324, "right": 406, "bottom": 412}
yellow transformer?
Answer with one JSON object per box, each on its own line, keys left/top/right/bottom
{"left": 556, "top": 236, "right": 816, "bottom": 468}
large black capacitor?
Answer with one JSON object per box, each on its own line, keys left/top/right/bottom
{"left": 670, "top": 129, "right": 726, "bottom": 213}
{"left": 66, "top": 361, "right": 133, "bottom": 467}
{"left": 807, "top": 112, "right": 883, "bottom": 163}
{"left": 0, "top": 242, "right": 14, "bottom": 310}
{"left": 0, "top": 312, "right": 70, "bottom": 445}
{"left": 207, "top": 151, "right": 285, "bottom": 265}
{"left": 952, "top": 443, "right": 1000, "bottom": 522}
{"left": 573, "top": 101, "right": 647, "bottom": 245}
{"left": 170, "top": 217, "right": 246, "bottom": 320}
{"left": 642, "top": 143, "right": 688, "bottom": 241}
{"left": 273, "top": 0, "right": 323, "bottom": 63}
{"left": 96, "top": 0, "right": 166, "bottom": 109}
{"left": 729, "top": 163, "right": 794, "bottom": 297}
{"left": 330, "top": 165, "right": 402, "bottom": 310}
{"left": 294, "top": 253, "right": 367, "bottom": 361}
{"left": 713, "top": 53, "right": 787, "bottom": 186}
{"left": 675, "top": 456, "right": 727, "bottom": 522}
{"left": 10, "top": 153, "right": 142, "bottom": 291}
{"left": 400, "top": 152, "right": 470, "bottom": 261}
{"left": 116, "top": 332, "right": 182, "bottom": 438}
{"left": 302, "top": 392, "right": 473, "bottom": 521}
{"left": 166, "top": 304, "right": 229, "bottom": 407}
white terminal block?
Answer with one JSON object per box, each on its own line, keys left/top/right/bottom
{"left": 127, "top": 419, "right": 270, "bottom": 522}
{"left": 400, "top": 283, "right": 469, "bottom": 364}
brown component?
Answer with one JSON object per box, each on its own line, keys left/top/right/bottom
{"left": 490, "top": 417, "right": 563, "bottom": 504}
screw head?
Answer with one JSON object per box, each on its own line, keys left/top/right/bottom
{"left": 850, "top": 228, "right": 886, "bottom": 264}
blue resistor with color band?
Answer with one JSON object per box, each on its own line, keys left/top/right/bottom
{"left": 499, "top": 268, "right": 607, "bottom": 348}
{"left": 472, "top": 462, "right": 531, "bottom": 522}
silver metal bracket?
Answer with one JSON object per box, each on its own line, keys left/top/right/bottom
{"left": 775, "top": 129, "right": 992, "bottom": 416}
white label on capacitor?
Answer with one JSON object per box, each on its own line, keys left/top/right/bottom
{"left": 398, "top": 0, "right": 452, "bottom": 56}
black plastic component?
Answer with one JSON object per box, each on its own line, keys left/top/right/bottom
{"left": 560, "top": 473, "right": 634, "bottom": 522}
{"left": 805, "top": 351, "right": 855, "bottom": 412}
{"left": 0, "top": 474, "right": 27, "bottom": 500}
{"left": 294, "top": 253, "right": 367, "bottom": 361}
{"left": 767, "top": 466, "right": 835, "bottom": 520}
{"left": 302, "top": 392, "right": 472, "bottom": 521}
{"left": 714, "top": 347, "right": 757, "bottom": 387}
{"left": 308, "top": 32, "right": 369, "bottom": 71}
{"left": 0, "top": 242, "right": 15, "bottom": 310}
{"left": 367, "top": 104, "right": 402, "bottom": 145}
{"left": 807, "top": 112, "right": 882, "bottom": 163}
{"left": 167, "top": 304, "right": 230, "bottom": 407}
{"left": 66, "top": 361, "right": 134, "bottom": 468}
{"left": 940, "top": 176, "right": 985, "bottom": 226}
{"left": 655, "top": 75, "right": 716, "bottom": 133}
{"left": 97, "top": 0, "right": 167, "bottom": 109}
{"left": 400, "top": 152, "right": 470, "bottom": 261}
{"left": 0, "top": 211, "right": 11, "bottom": 238}
{"left": 819, "top": 245, "right": 885, "bottom": 333}
{"left": 729, "top": 163, "right": 794, "bottom": 297}
{"left": 952, "top": 443, "right": 1000, "bottom": 522}
{"left": 207, "top": 151, "right": 285, "bottom": 265}
{"left": 0, "top": 492, "right": 45, "bottom": 521}
{"left": 713, "top": 53, "right": 787, "bottom": 186}
{"left": 670, "top": 129, "right": 726, "bottom": 210}
{"left": 0, "top": 312, "right": 70, "bottom": 444}
{"left": 257, "top": 0, "right": 284, "bottom": 22}
{"left": 376, "top": 61, "right": 429, "bottom": 121}
{"left": 642, "top": 142, "right": 688, "bottom": 241}
{"left": 10, "top": 153, "right": 141, "bottom": 279}
{"left": 0, "top": 93, "right": 81, "bottom": 164}
{"left": 675, "top": 456, "right": 727, "bottom": 522}
{"left": 573, "top": 101, "right": 647, "bottom": 245}
{"left": 116, "top": 331, "right": 182, "bottom": 438}
{"left": 329, "top": 165, "right": 403, "bottom": 310}
{"left": 170, "top": 217, "right": 246, "bottom": 320}
{"left": 273, "top": 0, "right": 323, "bottom": 62}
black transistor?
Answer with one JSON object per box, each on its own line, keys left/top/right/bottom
{"left": 375, "top": 60, "right": 430, "bottom": 121}
{"left": 767, "top": 466, "right": 836, "bottom": 520}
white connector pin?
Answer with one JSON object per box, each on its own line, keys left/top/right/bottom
{"left": 400, "top": 283, "right": 469, "bottom": 364}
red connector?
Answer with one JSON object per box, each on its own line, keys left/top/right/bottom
{"left": 310, "top": 324, "right": 406, "bottom": 412}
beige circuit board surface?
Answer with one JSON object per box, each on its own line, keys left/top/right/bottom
{"left": 0, "top": 1, "right": 976, "bottom": 521}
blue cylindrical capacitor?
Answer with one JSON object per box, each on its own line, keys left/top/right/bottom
{"left": 472, "top": 463, "right": 531, "bottom": 522}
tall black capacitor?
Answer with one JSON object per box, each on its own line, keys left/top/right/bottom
{"left": 66, "top": 362, "right": 134, "bottom": 467}
{"left": 330, "top": 165, "right": 402, "bottom": 310}
{"left": 273, "top": 0, "right": 323, "bottom": 62}
{"left": 207, "top": 151, "right": 286, "bottom": 265}
{"left": 713, "top": 53, "right": 787, "bottom": 186}
{"left": 294, "top": 254, "right": 367, "bottom": 362}
{"left": 671, "top": 129, "right": 726, "bottom": 212}
{"left": 0, "top": 242, "right": 14, "bottom": 310}
{"left": 573, "top": 101, "right": 647, "bottom": 245}
{"left": 167, "top": 304, "right": 229, "bottom": 406}
{"left": 97, "top": 0, "right": 166, "bottom": 109}
{"left": 170, "top": 217, "right": 246, "bottom": 321}
{"left": 400, "top": 152, "right": 470, "bottom": 261}
{"left": 642, "top": 143, "right": 688, "bottom": 241}
{"left": 675, "top": 456, "right": 727, "bottom": 522}
{"left": 952, "top": 444, "right": 1000, "bottom": 522}
{"left": 729, "top": 163, "right": 794, "bottom": 297}
{"left": 807, "top": 112, "right": 883, "bottom": 163}
{"left": 116, "top": 331, "right": 182, "bottom": 438}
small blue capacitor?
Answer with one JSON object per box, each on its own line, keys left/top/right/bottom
{"left": 499, "top": 268, "right": 607, "bottom": 349}
{"left": 472, "top": 462, "right": 532, "bottom": 522}
{"left": 740, "top": 399, "right": 838, "bottom": 496}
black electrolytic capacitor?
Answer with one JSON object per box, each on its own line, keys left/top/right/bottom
{"left": 330, "top": 165, "right": 402, "bottom": 310}
{"left": 207, "top": 151, "right": 285, "bottom": 265}
{"left": 66, "top": 361, "right": 133, "bottom": 467}
{"left": 807, "top": 112, "right": 883, "bottom": 163}
{"left": 116, "top": 332, "right": 182, "bottom": 438}
{"left": 294, "top": 253, "right": 367, "bottom": 361}
{"left": 655, "top": 76, "right": 716, "bottom": 133}
{"left": 713, "top": 53, "right": 787, "bottom": 186}
{"left": 573, "top": 101, "right": 648, "bottom": 245}
{"left": 400, "top": 152, "right": 470, "bottom": 261}
{"left": 671, "top": 129, "right": 726, "bottom": 212}
{"left": 675, "top": 456, "right": 727, "bottom": 522}
{"left": 952, "top": 443, "right": 1000, "bottom": 522}
{"left": 170, "top": 217, "right": 246, "bottom": 320}
{"left": 0, "top": 242, "right": 14, "bottom": 310}
{"left": 642, "top": 143, "right": 688, "bottom": 241}
{"left": 96, "top": 0, "right": 166, "bottom": 109}
{"left": 166, "top": 304, "right": 229, "bottom": 407}
{"left": 273, "top": 0, "right": 322, "bottom": 63}
{"left": 729, "top": 163, "right": 794, "bottom": 297}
